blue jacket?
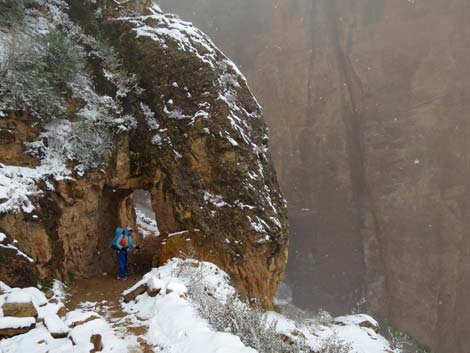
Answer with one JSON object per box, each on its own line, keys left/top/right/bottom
{"left": 116, "top": 232, "right": 137, "bottom": 250}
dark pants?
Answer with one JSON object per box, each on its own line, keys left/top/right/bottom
{"left": 117, "top": 249, "right": 128, "bottom": 278}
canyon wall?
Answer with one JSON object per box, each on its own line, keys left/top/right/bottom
{"left": 158, "top": 0, "right": 470, "bottom": 351}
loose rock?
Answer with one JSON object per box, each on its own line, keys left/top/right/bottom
{"left": 146, "top": 286, "right": 161, "bottom": 297}
{"left": 2, "top": 302, "right": 37, "bottom": 318}
{"left": 0, "top": 317, "right": 36, "bottom": 338}
{"left": 44, "top": 314, "right": 70, "bottom": 338}
{"left": 90, "top": 334, "right": 103, "bottom": 352}
{"left": 122, "top": 283, "right": 147, "bottom": 303}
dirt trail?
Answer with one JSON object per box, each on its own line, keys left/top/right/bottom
{"left": 65, "top": 274, "right": 154, "bottom": 353}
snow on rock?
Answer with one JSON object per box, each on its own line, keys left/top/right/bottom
{"left": 0, "top": 166, "right": 43, "bottom": 214}
{"left": 122, "top": 259, "right": 252, "bottom": 353}
{"left": 0, "top": 232, "right": 6, "bottom": 243}
{"left": 1, "top": 305, "right": 130, "bottom": 353}
{"left": 333, "top": 322, "right": 394, "bottom": 353}
{"left": 64, "top": 310, "right": 99, "bottom": 328}
{"left": 0, "top": 317, "right": 36, "bottom": 341}
{"left": 125, "top": 290, "right": 256, "bottom": 353}
{"left": 267, "top": 311, "right": 396, "bottom": 353}
{"left": 0, "top": 164, "right": 69, "bottom": 214}
{"left": 116, "top": 3, "right": 274, "bottom": 195}
{"left": 334, "top": 314, "right": 380, "bottom": 332}
{"left": 204, "top": 191, "right": 230, "bottom": 208}
{"left": 122, "top": 259, "right": 397, "bottom": 353}
{"left": 43, "top": 314, "right": 70, "bottom": 338}
{"left": 6, "top": 287, "right": 48, "bottom": 308}
{"left": 68, "top": 317, "right": 131, "bottom": 352}
{"left": 0, "top": 243, "right": 34, "bottom": 263}
{"left": 0, "top": 317, "right": 35, "bottom": 330}
{"left": 122, "top": 4, "right": 219, "bottom": 68}
{"left": 0, "top": 326, "right": 74, "bottom": 353}
{"left": 1, "top": 287, "right": 49, "bottom": 319}
{"left": 37, "top": 302, "right": 65, "bottom": 320}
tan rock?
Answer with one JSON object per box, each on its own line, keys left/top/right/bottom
{"left": 122, "top": 284, "right": 147, "bottom": 303}
{"left": 358, "top": 320, "right": 380, "bottom": 334}
{"left": 146, "top": 286, "right": 161, "bottom": 297}
{"left": 90, "top": 334, "right": 103, "bottom": 352}
{"left": 70, "top": 315, "right": 99, "bottom": 328}
{"left": 0, "top": 326, "right": 35, "bottom": 338}
{"left": 2, "top": 302, "right": 38, "bottom": 318}
{"left": 0, "top": 317, "right": 36, "bottom": 338}
{"left": 57, "top": 306, "right": 67, "bottom": 318}
{"left": 45, "top": 289, "right": 54, "bottom": 299}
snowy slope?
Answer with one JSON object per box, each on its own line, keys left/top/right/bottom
{"left": 122, "top": 259, "right": 399, "bottom": 353}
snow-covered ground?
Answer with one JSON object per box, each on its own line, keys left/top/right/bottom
{"left": 122, "top": 259, "right": 399, "bottom": 353}
{"left": 0, "top": 281, "right": 132, "bottom": 353}
{"left": 0, "top": 259, "right": 399, "bottom": 353}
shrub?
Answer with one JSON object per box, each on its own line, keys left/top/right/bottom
{"left": 92, "top": 36, "right": 142, "bottom": 99}
{"left": 66, "top": 121, "right": 114, "bottom": 171}
{"left": 0, "top": 0, "right": 34, "bottom": 27}
{"left": 388, "top": 327, "right": 431, "bottom": 353}
{"left": 168, "top": 260, "right": 356, "bottom": 353}
{"left": 317, "top": 334, "right": 352, "bottom": 353}
{"left": 0, "top": 37, "right": 66, "bottom": 120}
{"left": 185, "top": 272, "right": 309, "bottom": 353}
{"left": 0, "top": 2, "right": 131, "bottom": 172}
{"left": 0, "top": 30, "right": 85, "bottom": 122}
{"left": 40, "top": 30, "right": 85, "bottom": 88}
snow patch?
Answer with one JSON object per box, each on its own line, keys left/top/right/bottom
{"left": 0, "top": 317, "right": 35, "bottom": 330}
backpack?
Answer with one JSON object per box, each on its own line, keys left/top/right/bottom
{"left": 111, "top": 227, "right": 125, "bottom": 250}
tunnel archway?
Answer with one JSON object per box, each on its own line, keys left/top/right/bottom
{"left": 94, "top": 186, "right": 166, "bottom": 277}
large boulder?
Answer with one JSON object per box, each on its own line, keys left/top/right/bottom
{"left": 156, "top": 0, "right": 470, "bottom": 351}
{"left": 0, "top": 0, "right": 288, "bottom": 308}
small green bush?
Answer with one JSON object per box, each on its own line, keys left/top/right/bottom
{"left": 0, "top": 0, "right": 34, "bottom": 27}
{"left": 0, "top": 30, "right": 85, "bottom": 122}
{"left": 41, "top": 30, "right": 86, "bottom": 88}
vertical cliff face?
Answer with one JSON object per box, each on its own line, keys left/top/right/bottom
{"left": 158, "top": 0, "right": 470, "bottom": 351}
{"left": 0, "top": 0, "right": 288, "bottom": 308}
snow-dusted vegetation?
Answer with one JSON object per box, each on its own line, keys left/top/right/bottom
{"left": 0, "top": 0, "right": 140, "bottom": 176}
{"left": 122, "top": 259, "right": 398, "bottom": 353}
{"left": 0, "top": 0, "right": 145, "bottom": 215}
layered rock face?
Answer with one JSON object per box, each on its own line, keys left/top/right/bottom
{"left": 158, "top": 0, "right": 470, "bottom": 351}
{"left": 0, "top": 0, "right": 288, "bottom": 308}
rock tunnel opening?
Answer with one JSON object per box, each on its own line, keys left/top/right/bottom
{"left": 95, "top": 187, "right": 164, "bottom": 278}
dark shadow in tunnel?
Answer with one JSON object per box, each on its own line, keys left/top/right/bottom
{"left": 94, "top": 187, "right": 164, "bottom": 277}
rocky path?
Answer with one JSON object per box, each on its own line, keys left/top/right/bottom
{"left": 65, "top": 275, "right": 154, "bottom": 353}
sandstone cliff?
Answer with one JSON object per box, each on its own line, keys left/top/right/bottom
{"left": 0, "top": 0, "right": 288, "bottom": 308}
{"left": 158, "top": 0, "right": 470, "bottom": 352}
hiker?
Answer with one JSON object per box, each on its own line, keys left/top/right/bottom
{"left": 112, "top": 226, "right": 140, "bottom": 280}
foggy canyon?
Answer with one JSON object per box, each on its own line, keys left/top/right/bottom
{"left": 158, "top": 1, "right": 470, "bottom": 352}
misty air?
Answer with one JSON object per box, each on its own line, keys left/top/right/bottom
{"left": 0, "top": 1, "right": 463, "bottom": 353}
